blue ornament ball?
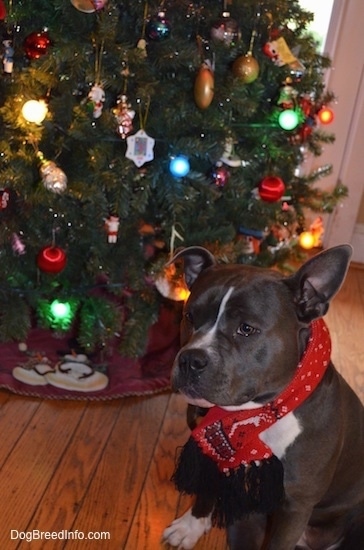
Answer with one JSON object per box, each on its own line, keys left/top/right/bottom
{"left": 146, "top": 12, "right": 171, "bottom": 41}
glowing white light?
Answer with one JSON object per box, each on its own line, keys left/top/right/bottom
{"left": 21, "top": 99, "right": 48, "bottom": 124}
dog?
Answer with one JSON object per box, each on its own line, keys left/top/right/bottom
{"left": 162, "top": 245, "right": 364, "bottom": 550}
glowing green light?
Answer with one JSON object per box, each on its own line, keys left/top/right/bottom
{"left": 278, "top": 109, "right": 300, "bottom": 131}
{"left": 50, "top": 300, "right": 71, "bottom": 320}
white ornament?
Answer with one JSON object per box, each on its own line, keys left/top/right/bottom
{"left": 104, "top": 215, "right": 120, "bottom": 243}
{"left": 126, "top": 129, "right": 155, "bottom": 167}
{"left": 88, "top": 84, "right": 105, "bottom": 119}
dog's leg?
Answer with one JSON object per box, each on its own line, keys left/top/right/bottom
{"left": 264, "top": 504, "right": 314, "bottom": 550}
{"left": 227, "top": 514, "right": 268, "bottom": 550}
{"left": 162, "top": 495, "right": 213, "bottom": 549}
{"left": 162, "top": 508, "right": 212, "bottom": 549}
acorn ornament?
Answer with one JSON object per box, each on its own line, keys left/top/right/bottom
{"left": 194, "top": 60, "right": 214, "bottom": 110}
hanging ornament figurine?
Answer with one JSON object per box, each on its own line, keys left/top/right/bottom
{"left": 12, "top": 233, "right": 26, "bottom": 255}
{"left": 0, "top": 187, "right": 10, "bottom": 209}
{"left": 126, "top": 97, "right": 155, "bottom": 167}
{"left": 104, "top": 215, "right": 120, "bottom": 243}
{"left": 154, "top": 224, "right": 190, "bottom": 302}
{"left": 87, "top": 83, "right": 105, "bottom": 119}
{"left": 262, "top": 36, "right": 305, "bottom": 74}
{"left": 87, "top": 40, "right": 105, "bottom": 119}
{"left": 220, "top": 136, "right": 247, "bottom": 168}
{"left": 277, "top": 78, "right": 298, "bottom": 110}
{"left": 2, "top": 37, "right": 14, "bottom": 74}
{"left": 136, "top": 1, "right": 148, "bottom": 57}
{"left": 113, "top": 94, "right": 135, "bottom": 139}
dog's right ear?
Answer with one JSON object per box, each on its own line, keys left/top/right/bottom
{"left": 167, "top": 246, "right": 216, "bottom": 289}
{"left": 284, "top": 244, "right": 352, "bottom": 322}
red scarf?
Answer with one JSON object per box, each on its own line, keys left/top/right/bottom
{"left": 172, "top": 318, "right": 332, "bottom": 527}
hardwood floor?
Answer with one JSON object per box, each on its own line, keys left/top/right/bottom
{"left": 0, "top": 266, "right": 363, "bottom": 550}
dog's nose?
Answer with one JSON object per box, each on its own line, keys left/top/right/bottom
{"left": 178, "top": 349, "right": 208, "bottom": 373}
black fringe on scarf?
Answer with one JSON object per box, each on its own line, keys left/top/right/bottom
{"left": 171, "top": 437, "right": 284, "bottom": 528}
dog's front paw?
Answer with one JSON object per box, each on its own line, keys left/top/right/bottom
{"left": 162, "top": 507, "right": 212, "bottom": 549}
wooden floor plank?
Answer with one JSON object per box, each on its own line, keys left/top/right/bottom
{"left": 124, "top": 393, "right": 190, "bottom": 550}
{"left": 0, "top": 399, "right": 86, "bottom": 548}
{"left": 16, "top": 399, "right": 123, "bottom": 550}
{"left": 0, "top": 393, "right": 41, "bottom": 468}
{"left": 63, "top": 393, "right": 171, "bottom": 550}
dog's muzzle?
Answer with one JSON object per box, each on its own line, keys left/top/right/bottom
{"left": 178, "top": 348, "right": 208, "bottom": 374}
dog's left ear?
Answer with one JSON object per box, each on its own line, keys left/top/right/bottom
{"left": 167, "top": 246, "right": 216, "bottom": 289}
{"left": 285, "top": 244, "right": 352, "bottom": 322}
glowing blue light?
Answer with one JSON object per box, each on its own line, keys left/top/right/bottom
{"left": 169, "top": 156, "right": 190, "bottom": 178}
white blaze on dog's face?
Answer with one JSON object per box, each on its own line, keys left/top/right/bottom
{"left": 171, "top": 264, "right": 302, "bottom": 408}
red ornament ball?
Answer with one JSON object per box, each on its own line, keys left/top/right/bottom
{"left": 210, "top": 163, "right": 230, "bottom": 188}
{"left": 37, "top": 246, "right": 67, "bottom": 274}
{"left": 258, "top": 176, "right": 285, "bottom": 202}
{"left": 0, "top": 0, "right": 6, "bottom": 20}
{"left": 24, "top": 31, "right": 51, "bottom": 60}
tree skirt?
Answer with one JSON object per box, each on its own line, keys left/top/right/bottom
{"left": 0, "top": 304, "right": 182, "bottom": 400}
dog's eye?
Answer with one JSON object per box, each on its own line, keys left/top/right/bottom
{"left": 237, "top": 323, "right": 259, "bottom": 337}
{"left": 184, "top": 311, "right": 193, "bottom": 324}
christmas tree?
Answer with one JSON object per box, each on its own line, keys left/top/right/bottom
{"left": 0, "top": 0, "right": 346, "bottom": 357}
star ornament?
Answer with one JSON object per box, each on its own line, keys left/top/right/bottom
{"left": 125, "top": 129, "right": 155, "bottom": 167}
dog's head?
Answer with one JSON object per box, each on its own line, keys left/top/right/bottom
{"left": 169, "top": 245, "right": 352, "bottom": 409}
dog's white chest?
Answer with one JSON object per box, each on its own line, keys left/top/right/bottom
{"left": 260, "top": 411, "right": 302, "bottom": 459}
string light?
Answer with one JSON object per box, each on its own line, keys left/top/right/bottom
{"left": 169, "top": 155, "right": 190, "bottom": 178}
{"left": 298, "top": 231, "right": 315, "bottom": 250}
{"left": 317, "top": 107, "right": 334, "bottom": 124}
{"left": 50, "top": 299, "right": 72, "bottom": 320}
{"left": 21, "top": 99, "right": 48, "bottom": 124}
{"left": 278, "top": 109, "right": 300, "bottom": 131}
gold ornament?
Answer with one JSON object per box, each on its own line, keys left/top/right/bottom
{"left": 70, "top": 0, "right": 95, "bottom": 13}
{"left": 232, "top": 53, "right": 259, "bottom": 83}
{"left": 194, "top": 61, "right": 214, "bottom": 109}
